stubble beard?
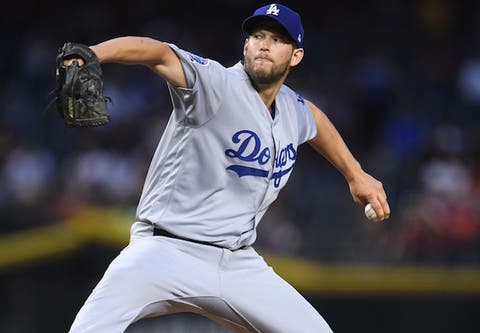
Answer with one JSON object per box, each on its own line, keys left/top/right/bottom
{"left": 244, "top": 55, "right": 290, "bottom": 85}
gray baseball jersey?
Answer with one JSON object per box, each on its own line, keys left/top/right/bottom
{"left": 69, "top": 45, "right": 333, "bottom": 333}
{"left": 135, "top": 44, "right": 317, "bottom": 250}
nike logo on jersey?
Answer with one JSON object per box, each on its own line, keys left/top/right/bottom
{"left": 225, "top": 130, "right": 296, "bottom": 187}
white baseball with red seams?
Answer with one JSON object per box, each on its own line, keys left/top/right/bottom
{"left": 364, "top": 203, "right": 379, "bottom": 221}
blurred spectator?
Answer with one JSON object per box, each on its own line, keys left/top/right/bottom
{"left": 62, "top": 148, "right": 144, "bottom": 206}
{"left": 2, "top": 142, "right": 55, "bottom": 205}
{"left": 458, "top": 58, "right": 480, "bottom": 105}
{"left": 393, "top": 123, "right": 479, "bottom": 263}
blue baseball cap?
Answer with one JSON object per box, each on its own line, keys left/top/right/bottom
{"left": 242, "top": 3, "right": 304, "bottom": 48}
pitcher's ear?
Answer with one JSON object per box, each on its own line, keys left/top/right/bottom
{"left": 290, "top": 48, "right": 304, "bottom": 67}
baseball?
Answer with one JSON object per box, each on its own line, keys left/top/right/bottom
{"left": 364, "top": 203, "right": 379, "bottom": 221}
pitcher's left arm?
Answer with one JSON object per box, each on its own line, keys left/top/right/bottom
{"left": 306, "top": 100, "right": 390, "bottom": 221}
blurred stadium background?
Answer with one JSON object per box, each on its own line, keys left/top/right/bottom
{"left": 1, "top": 0, "right": 479, "bottom": 332}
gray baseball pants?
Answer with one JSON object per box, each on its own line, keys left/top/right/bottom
{"left": 68, "top": 223, "right": 333, "bottom": 333}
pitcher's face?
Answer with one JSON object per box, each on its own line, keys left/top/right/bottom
{"left": 243, "top": 21, "right": 303, "bottom": 85}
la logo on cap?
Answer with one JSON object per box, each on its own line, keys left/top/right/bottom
{"left": 266, "top": 4, "right": 280, "bottom": 16}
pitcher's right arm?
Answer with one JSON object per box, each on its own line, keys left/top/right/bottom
{"left": 90, "top": 36, "right": 186, "bottom": 87}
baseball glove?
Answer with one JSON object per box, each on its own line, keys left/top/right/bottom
{"left": 54, "top": 42, "right": 110, "bottom": 127}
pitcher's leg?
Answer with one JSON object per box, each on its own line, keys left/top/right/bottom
{"left": 69, "top": 237, "right": 221, "bottom": 333}
{"left": 221, "top": 248, "right": 333, "bottom": 333}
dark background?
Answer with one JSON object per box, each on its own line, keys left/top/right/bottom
{"left": 1, "top": 0, "right": 479, "bottom": 332}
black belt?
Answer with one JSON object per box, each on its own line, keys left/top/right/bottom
{"left": 153, "top": 227, "right": 225, "bottom": 249}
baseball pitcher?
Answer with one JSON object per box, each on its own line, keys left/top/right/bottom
{"left": 59, "top": 4, "right": 390, "bottom": 333}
